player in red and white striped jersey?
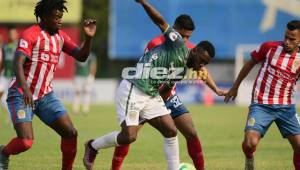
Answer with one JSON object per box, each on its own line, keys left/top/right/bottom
{"left": 225, "top": 20, "right": 300, "bottom": 170}
{"left": 0, "top": 0, "right": 96, "bottom": 170}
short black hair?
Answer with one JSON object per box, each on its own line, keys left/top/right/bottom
{"left": 197, "top": 40, "right": 215, "bottom": 58}
{"left": 287, "top": 20, "right": 300, "bottom": 31}
{"left": 34, "top": 0, "right": 68, "bottom": 22}
{"left": 174, "top": 14, "right": 195, "bottom": 31}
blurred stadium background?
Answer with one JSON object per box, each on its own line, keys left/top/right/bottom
{"left": 0, "top": 0, "right": 300, "bottom": 169}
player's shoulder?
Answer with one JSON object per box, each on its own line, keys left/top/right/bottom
{"left": 21, "top": 25, "right": 41, "bottom": 39}
{"left": 149, "top": 35, "right": 165, "bottom": 45}
{"left": 185, "top": 40, "right": 195, "bottom": 49}
{"left": 23, "top": 25, "right": 41, "bottom": 35}
{"left": 261, "top": 41, "right": 282, "bottom": 49}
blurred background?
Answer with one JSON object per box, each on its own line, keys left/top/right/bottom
{"left": 0, "top": 0, "right": 300, "bottom": 106}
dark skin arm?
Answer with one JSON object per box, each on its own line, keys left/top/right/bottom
{"left": 224, "top": 59, "right": 256, "bottom": 103}
{"left": 204, "top": 67, "right": 227, "bottom": 96}
{"left": 14, "top": 52, "right": 34, "bottom": 108}
{"left": 135, "top": 0, "right": 169, "bottom": 32}
{"left": 72, "top": 19, "right": 97, "bottom": 62}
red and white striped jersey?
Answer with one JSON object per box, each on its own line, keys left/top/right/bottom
{"left": 145, "top": 35, "right": 195, "bottom": 99}
{"left": 10, "top": 25, "right": 78, "bottom": 100}
{"left": 251, "top": 41, "right": 300, "bottom": 105}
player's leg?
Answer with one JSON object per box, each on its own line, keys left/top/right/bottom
{"left": 72, "top": 76, "right": 82, "bottom": 114}
{"left": 275, "top": 104, "right": 300, "bottom": 170}
{"left": 35, "top": 92, "right": 77, "bottom": 170}
{"left": 147, "top": 114, "right": 179, "bottom": 170}
{"left": 0, "top": 77, "right": 10, "bottom": 124}
{"left": 111, "top": 124, "right": 144, "bottom": 170}
{"left": 83, "top": 80, "right": 143, "bottom": 170}
{"left": 174, "top": 114, "right": 204, "bottom": 170}
{"left": 243, "top": 103, "right": 275, "bottom": 170}
{"left": 82, "top": 75, "right": 94, "bottom": 114}
{"left": 0, "top": 89, "right": 35, "bottom": 169}
{"left": 83, "top": 123, "right": 139, "bottom": 170}
{"left": 165, "top": 94, "right": 204, "bottom": 170}
{"left": 287, "top": 135, "right": 300, "bottom": 170}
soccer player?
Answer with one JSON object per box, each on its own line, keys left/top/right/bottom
{"left": 83, "top": 0, "right": 216, "bottom": 170}
{"left": 1, "top": 28, "right": 19, "bottom": 123}
{"left": 110, "top": 15, "right": 226, "bottom": 170}
{"left": 224, "top": 20, "right": 300, "bottom": 170}
{"left": 0, "top": 0, "right": 96, "bottom": 170}
{"left": 72, "top": 51, "right": 97, "bottom": 114}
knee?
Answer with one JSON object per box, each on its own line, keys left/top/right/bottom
{"left": 243, "top": 137, "right": 259, "bottom": 150}
{"left": 124, "top": 134, "right": 137, "bottom": 144}
{"left": 184, "top": 130, "right": 198, "bottom": 140}
{"left": 162, "top": 127, "right": 177, "bottom": 138}
{"left": 292, "top": 143, "right": 300, "bottom": 154}
{"left": 63, "top": 127, "right": 78, "bottom": 138}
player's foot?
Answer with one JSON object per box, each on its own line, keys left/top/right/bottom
{"left": 0, "top": 145, "right": 9, "bottom": 170}
{"left": 83, "top": 140, "right": 98, "bottom": 170}
{"left": 245, "top": 157, "right": 254, "bottom": 170}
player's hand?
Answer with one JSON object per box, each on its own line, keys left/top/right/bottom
{"left": 83, "top": 19, "right": 97, "bottom": 38}
{"left": 23, "top": 87, "right": 35, "bottom": 109}
{"left": 216, "top": 88, "right": 228, "bottom": 96}
{"left": 224, "top": 87, "right": 238, "bottom": 103}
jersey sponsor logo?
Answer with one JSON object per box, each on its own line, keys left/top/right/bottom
{"left": 19, "top": 39, "right": 28, "bottom": 49}
{"left": 17, "top": 110, "right": 26, "bottom": 119}
{"left": 169, "top": 32, "right": 178, "bottom": 41}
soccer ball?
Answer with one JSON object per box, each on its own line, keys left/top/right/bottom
{"left": 179, "top": 162, "right": 196, "bottom": 170}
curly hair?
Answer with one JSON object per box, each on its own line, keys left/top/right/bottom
{"left": 34, "top": 0, "right": 68, "bottom": 22}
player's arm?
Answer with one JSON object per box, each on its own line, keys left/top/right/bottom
{"left": 135, "top": 0, "right": 168, "bottom": 33}
{"left": 13, "top": 52, "right": 34, "bottom": 108}
{"left": 224, "top": 59, "right": 256, "bottom": 103}
{"left": 72, "top": 19, "right": 97, "bottom": 62}
{"left": 202, "top": 68, "right": 227, "bottom": 96}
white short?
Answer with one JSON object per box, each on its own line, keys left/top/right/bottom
{"left": 115, "top": 79, "right": 170, "bottom": 126}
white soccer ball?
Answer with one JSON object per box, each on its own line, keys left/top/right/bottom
{"left": 179, "top": 162, "right": 196, "bottom": 170}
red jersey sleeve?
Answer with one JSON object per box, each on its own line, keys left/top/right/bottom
{"left": 61, "top": 31, "right": 78, "bottom": 56}
{"left": 251, "top": 42, "right": 270, "bottom": 63}
{"left": 144, "top": 36, "right": 165, "bottom": 53}
{"left": 16, "top": 28, "right": 36, "bottom": 58}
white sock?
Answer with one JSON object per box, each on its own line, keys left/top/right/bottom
{"left": 91, "top": 131, "right": 119, "bottom": 150}
{"left": 163, "top": 136, "right": 180, "bottom": 170}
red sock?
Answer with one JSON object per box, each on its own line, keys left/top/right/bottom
{"left": 2, "top": 137, "right": 33, "bottom": 156}
{"left": 242, "top": 141, "right": 255, "bottom": 159}
{"left": 187, "top": 137, "right": 204, "bottom": 170}
{"left": 111, "top": 145, "right": 130, "bottom": 170}
{"left": 61, "top": 137, "right": 77, "bottom": 170}
{"left": 294, "top": 152, "right": 300, "bottom": 170}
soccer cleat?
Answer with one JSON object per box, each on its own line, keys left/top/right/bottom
{"left": 245, "top": 157, "right": 254, "bottom": 170}
{"left": 83, "top": 140, "right": 98, "bottom": 170}
{"left": 0, "top": 145, "right": 9, "bottom": 170}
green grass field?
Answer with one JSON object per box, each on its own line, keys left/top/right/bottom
{"left": 0, "top": 104, "right": 298, "bottom": 170}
